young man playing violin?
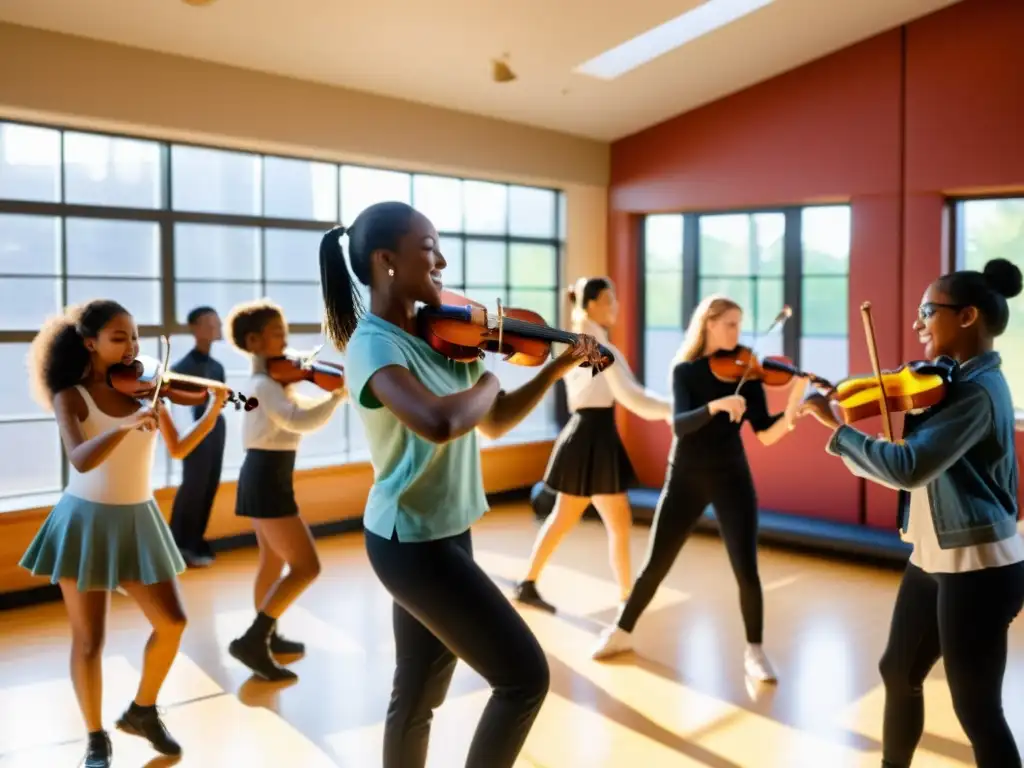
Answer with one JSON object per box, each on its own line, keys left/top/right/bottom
{"left": 800, "top": 258, "right": 1024, "bottom": 768}
{"left": 169, "top": 306, "right": 226, "bottom": 568}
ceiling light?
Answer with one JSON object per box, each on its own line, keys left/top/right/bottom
{"left": 574, "top": 0, "right": 776, "bottom": 80}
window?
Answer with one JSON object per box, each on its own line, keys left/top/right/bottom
{"left": 640, "top": 206, "right": 852, "bottom": 392}
{"left": 0, "top": 119, "right": 565, "bottom": 508}
{"left": 956, "top": 197, "right": 1024, "bottom": 412}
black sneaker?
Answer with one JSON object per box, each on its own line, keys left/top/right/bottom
{"left": 116, "top": 703, "right": 181, "bottom": 756}
{"left": 513, "top": 581, "right": 556, "bottom": 613}
{"left": 229, "top": 634, "right": 298, "bottom": 681}
{"left": 269, "top": 631, "right": 305, "bottom": 656}
{"left": 83, "top": 730, "right": 112, "bottom": 768}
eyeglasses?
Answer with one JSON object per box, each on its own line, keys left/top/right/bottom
{"left": 917, "top": 302, "right": 967, "bottom": 321}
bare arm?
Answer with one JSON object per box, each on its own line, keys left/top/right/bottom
{"left": 255, "top": 377, "right": 346, "bottom": 434}
{"left": 157, "top": 389, "right": 229, "bottom": 460}
{"left": 602, "top": 347, "right": 672, "bottom": 422}
{"left": 54, "top": 389, "right": 153, "bottom": 473}
{"left": 369, "top": 366, "right": 501, "bottom": 444}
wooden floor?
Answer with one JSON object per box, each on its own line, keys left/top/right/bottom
{"left": 1, "top": 504, "right": 1022, "bottom": 768}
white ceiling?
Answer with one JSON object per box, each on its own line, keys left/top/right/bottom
{"left": 0, "top": 0, "right": 961, "bottom": 141}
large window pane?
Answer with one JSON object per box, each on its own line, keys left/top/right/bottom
{"left": 171, "top": 146, "right": 261, "bottom": 215}
{"left": 66, "top": 279, "right": 162, "bottom": 326}
{"left": 699, "top": 277, "right": 754, "bottom": 330}
{"left": 0, "top": 214, "right": 61, "bottom": 275}
{"left": 174, "top": 223, "right": 261, "bottom": 280}
{"left": 63, "top": 132, "right": 162, "bottom": 209}
{"left": 801, "top": 205, "right": 851, "bottom": 383}
{"left": 0, "top": 123, "right": 61, "bottom": 203}
{"left": 465, "top": 240, "right": 506, "bottom": 286}
{"left": 463, "top": 181, "right": 507, "bottom": 235}
{"left": 558, "top": 191, "right": 567, "bottom": 242}
{"left": 800, "top": 337, "right": 848, "bottom": 385}
{"left": 265, "top": 228, "right": 324, "bottom": 282}
{"left": 802, "top": 206, "right": 852, "bottom": 275}
{"left": 412, "top": 175, "right": 462, "bottom": 232}
{"left": 508, "top": 186, "right": 556, "bottom": 239}
{"left": 801, "top": 277, "right": 848, "bottom": 337}
{"left": 0, "top": 343, "right": 46, "bottom": 417}
{"left": 340, "top": 166, "right": 410, "bottom": 224}
{"left": 509, "top": 289, "right": 557, "bottom": 326}
{"left": 644, "top": 329, "right": 684, "bottom": 396}
{"left": 645, "top": 215, "right": 683, "bottom": 271}
{"left": 700, "top": 213, "right": 784, "bottom": 277}
{"left": 66, "top": 218, "right": 161, "bottom": 277}
{"left": 175, "top": 281, "right": 261, "bottom": 324}
{"left": 0, "top": 277, "right": 60, "bottom": 330}
{"left": 645, "top": 272, "right": 683, "bottom": 328}
{"left": 755, "top": 277, "right": 785, "bottom": 331}
{"left": 270, "top": 283, "right": 323, "bottom": 325}
{"left": 509, "top": 243, "right": 556, "bottom": 288}
{"left": 0, "top": 421, "right": 62, "bottom": 498}
{"left": 263, "top": 156, "right": 337, "bottom": 221}
{"left": 960, "top": 198, "right": 1024, "bottom": 409}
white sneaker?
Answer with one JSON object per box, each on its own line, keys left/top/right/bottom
{"left": 744, "top": 644, "right": 777, "bottom": 683}
{"left": 592, "top": 626, "right": 632, "bottom": 660}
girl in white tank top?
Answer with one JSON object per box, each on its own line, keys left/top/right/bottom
{"left": 19, "top": 300, "right": 228, "bottom": 768}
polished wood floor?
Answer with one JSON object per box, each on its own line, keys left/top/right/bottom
{"left": 1, "top": 504, "right": 1022, "bottom": 767}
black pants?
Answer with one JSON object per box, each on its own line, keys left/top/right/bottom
{"left": 365, "top": 528, "right": 550, "bottom": 768}
{"left": 617, "top": 458, "right": 763, "bottom": 643}
{"left": 170, "top": 416, "right": 225, "bottom": 554}
{"left": 879, "top": 560, "right": 1024, "bottom": 768}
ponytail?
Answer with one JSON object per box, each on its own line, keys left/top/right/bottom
{"left": 320, "top": 226, "right": 362, "bottom": 351}
{"left": 28, "top": 300, "right": 128, "bottom": 411}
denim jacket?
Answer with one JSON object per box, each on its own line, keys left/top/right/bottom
{"left": 827, "top": 351, "right": 1019, "bottom": 549}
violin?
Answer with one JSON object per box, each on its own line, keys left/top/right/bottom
{"left": 709, "top": 347, "right": 834, "bottom": 390}
{"left": 107, "top": 355, "right": 258, "bottom": 412}
{"left": 416, "top": 291, "right": 614, "bottom": 370}
{"left": 266, "top": 348, "right": 345, "bottom": 392}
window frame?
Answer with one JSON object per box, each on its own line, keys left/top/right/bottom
{"left": 0, "top": 118, "right": 565, "bottom": 507}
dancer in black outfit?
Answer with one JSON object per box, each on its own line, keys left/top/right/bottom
{"left": 169, "top": 306, "right": 226, "bottom": 568}
{"left": 591, "top": 295, "right": 807, "bottom": 683}
{"left": 800, "top": 258, "right": 1024, "bottom": 768}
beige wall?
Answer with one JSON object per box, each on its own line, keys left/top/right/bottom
{"left": 0, "top": 23, "right": 609, "bottom": 314}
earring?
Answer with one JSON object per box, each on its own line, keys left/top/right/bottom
{"left": 388, "top": 268, "right": 395, "bottom": 277}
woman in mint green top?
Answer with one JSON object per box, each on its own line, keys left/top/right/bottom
{"left": 319, "top": 201, "right": 594, "bottom": 768}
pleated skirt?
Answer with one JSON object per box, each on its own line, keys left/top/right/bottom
{"left": 542, "top": 407, "right": 635, "bottom": 497}
{"left": 19, "top": 493, "right": 185, "bottom": 592}
{"left": 235, "top": 448, "right": 299, "bottom": 519}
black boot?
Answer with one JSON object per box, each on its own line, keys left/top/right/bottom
{"left": 83, "top": 730, "right": 112, "bottom": 768}
{"left": 269, "top": 631, "right": 305, "bottom": 656}
{"left": 116, "top": 702, "right": 182, "bottom": 756}
{"left": 513, "top": 581, "right": 556, "bottom": 612}
{"left": 229, "top": 612, "right": 297, "bottom": 682}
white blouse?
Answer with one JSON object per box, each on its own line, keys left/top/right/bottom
{"left": 241, "top": 358, "right": 345, "bottom": 451}
{"left": 564, "top": 319, "right": 672, "bottom": 422}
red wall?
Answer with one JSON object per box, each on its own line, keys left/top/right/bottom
{"left": 609, "top": 0, "right": 1024, "bottom": 528}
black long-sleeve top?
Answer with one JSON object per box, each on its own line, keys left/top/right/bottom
{"left": 670, "top": 357, "right": 782, "bottom": 466}
{"left": 172, "top": 347, "right": 226, "bottom": 420}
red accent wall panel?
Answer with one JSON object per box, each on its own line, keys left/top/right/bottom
{"left": 609, "top": 0, "right": 1024, "bottom": 527}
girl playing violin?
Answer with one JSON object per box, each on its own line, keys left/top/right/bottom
{"left": 799, "top": 258, "right": 1024, "bottom": 768}
{"left": 224, "top": 299, "right": 347, "bottom": 682}
{"left": 319, "top": 201, "right": 596, "bottom": 768}
{"left": 515, "top": 276, "right": 671, "bottom": 612}
{"left": 20, "top": 300, "right": 229, "bottom": 768}
{"left": 591, "top": 295, "right": 808, "bottom": 683}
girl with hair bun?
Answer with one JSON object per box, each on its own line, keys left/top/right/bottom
{"left": 19, "top": 300, "right": 229, "bottom": 768}
{"left": 800, "top": 258, "right": 1024, "bottom": 768}
{"left": 515, "top": 276, "right": 673, "bottom": 613}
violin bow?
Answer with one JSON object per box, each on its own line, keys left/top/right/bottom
{"left": 154, "top": 335, "right": 172, "bottom": 410}
{"left": 859, "top": 302, "right": 895, "bottom": 441}
{"left": 734, "top": 305, "right": 793, "bottom": 395}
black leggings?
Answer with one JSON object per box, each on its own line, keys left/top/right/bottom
{"left": 880, "top": 560, "right": 1024, "bottom": 768}
{"left": 617, "top": 459, "right": 763, "bottom": 643}
{"left": 365, "top": 529, "right": 550, "bottom": 768}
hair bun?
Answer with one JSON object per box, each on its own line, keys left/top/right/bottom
{"left": 983, "top": 258, "right": 1023, "bottom": 299}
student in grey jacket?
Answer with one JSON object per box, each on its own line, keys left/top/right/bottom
{"left": 800, "top": 258, "right": 1024, "bottom": 768}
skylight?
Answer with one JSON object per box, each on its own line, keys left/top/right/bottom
{"left": 574, "top": 0, "right": 776, "bottom": 80}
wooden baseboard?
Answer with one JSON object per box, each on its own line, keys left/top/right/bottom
{"left": 0, "top": 441, "right": 551, "bottom": 600}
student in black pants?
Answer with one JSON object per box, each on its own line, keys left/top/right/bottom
{"left": 591, "top": 295, "right": 808, "bottom": 683}
{"left": 319, "top": 202, "right": 598, "bottom": 767}
{"left": 800, "top": 258, "right": 1024, "bottom": 768}
{"left": 169, "top": 306, "right": 226, "bottom": 568}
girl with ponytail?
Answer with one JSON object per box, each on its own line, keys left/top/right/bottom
{"left": 20, "top": 300, "right": 229, "bottom": 768}
{"left": 800, "top": 258, "right": 1024, "bottom": 768}
{"left": 320, "top": 201, "right": 596, "bottom": 768}
{"left": 514, "top": 276, "right": 672, "bottom": 613}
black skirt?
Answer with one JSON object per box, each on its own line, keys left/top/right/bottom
{"left": 235, "top": 449, "right": 299, "bottom": 519}
{"left": 542, "top": 407, "right": 635, "bottom": 497}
